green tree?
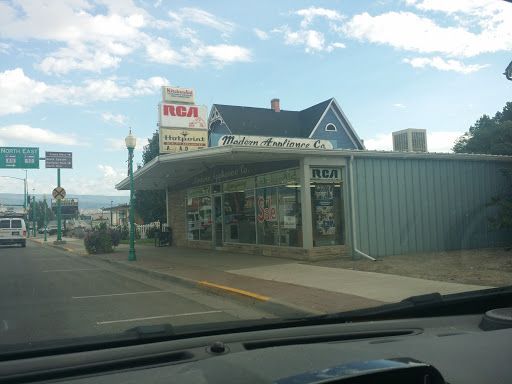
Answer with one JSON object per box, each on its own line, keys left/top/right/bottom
{"left": 133, "top": 130, "right": 167, "bottom": 223}
{"left": 453, "top": 102, "right": 512, "bottom": 244}
{"left": 452, "top": 102, "right": 512, "bottom": 155}
{"left": 27, "top": 196, "right": 56, "bottom": 229}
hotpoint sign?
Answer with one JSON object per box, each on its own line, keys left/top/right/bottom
{"left": 159, "top": 128, "right": 208, "bottom": 153}
{"left": 158, "top": 103, "right": 208, "bottom": 129}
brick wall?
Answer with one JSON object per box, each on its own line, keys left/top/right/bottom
{"left": 167, "top": 189, "right": 186, "bottom": 246}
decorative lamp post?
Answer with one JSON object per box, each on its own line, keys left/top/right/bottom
{"left": 32, "top": 189, "right": 36, "bottom": 237}
{"left": 125, "top": 130, "right": 137, "bottom": 261}
{"left": 43, "top": 193, "right": 47, "bottom": 242}
{"left": 110, "top": 200, "right": 113, "bottom": 227}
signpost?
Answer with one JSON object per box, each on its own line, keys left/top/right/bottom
{"left": 52, "top": 186, "right": 66, "bottom": 241}
{"left": 0, "top": 147, "right": 39, "bottom": 169}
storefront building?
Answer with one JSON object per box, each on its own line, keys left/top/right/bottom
{"left": 116, "top": 96, "right": 512, "bottom": 260}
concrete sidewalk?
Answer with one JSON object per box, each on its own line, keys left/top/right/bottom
{"left": 28, "top": 235, "right": 493, "bottom": 316}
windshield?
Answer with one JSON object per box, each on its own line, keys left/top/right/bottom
{"left": 0, "top": 0, "right": 511, "bottom": 348}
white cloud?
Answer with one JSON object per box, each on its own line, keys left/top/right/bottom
{"left": 0, "top": 2, "right": 253, "bottom": 72}
{"left": 403, "top": 57, "right": 488, "bottom": 73}
{"left": 101, "top": 113, "right": 127, "bottom": 124}
{"left": 364, "top": 131, "right": 464, "bottom": 152}
{"left": 0, "top": 68, "right": 50, "bottom": 115}
{"left": 296, "top": 7, "right": 345, "bottom": 28}
{"left": 104, "top": 137, "right": 146, "bottom": 152}
{"left": 326, "top": 42, "right": 346, "bottom": 52}
{"left": 341, "top": 8, "right": 512, "bottom": 59}
{"left": 393, "top": 103, "right": 406, "bottom": 108}
{"left": 200, "top": 44, "right": 252, "bottom": 64}
{"left": 65, "top": 165, "right": 130, "bottom": 195}
{"left": 427, "top": 131, "right": 464, "bottom": 152}
{"left": 254, "top": 28, "right": 269, "bottom": 40}
{"left": 168, "top": 8, "right": 235, "bottom": 37}
{"left": 0, "top": 1, "right": 149, "bottom": 75}
{"left": 145, "top": 37, "right": 251, "bottom": 67}
{"left": 277, "top": 27, "right": 326, "bottom": 53}
{"left": 0, "top": 68, "right": 168, "bottom": 115}
{"left": 364, "top": 133, "right": 393, "bottom": 151}
{"left": 0, "top": 125, "right": 86, "bottom": 146}
{"left": 38, "top": 43, "right": 123, "bottom": 74}
{"left": 0, "top": 42, "right": 10, "bottom": 54}
{"left": 409, "top": 0, "right": 505, "bottom": 15}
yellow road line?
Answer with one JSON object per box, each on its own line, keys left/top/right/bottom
{"left": 197, "top": 281, "right": 269, "bottom": 301}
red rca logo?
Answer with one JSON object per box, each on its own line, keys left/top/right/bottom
{"left": 163, "top": 105, "right": 199, "bottom": 117}
{"left": 258, "top": 197, "right": 276, "bottom": 222}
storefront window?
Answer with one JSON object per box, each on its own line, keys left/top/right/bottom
{"left": 311, "top": 183, "right": 345, "bottom": 246}
{"left": 256, "top": 187, "right": 279, "bottom": 245}
{"left": 278, "top": 185, "right": 302, "bottom": 247}
{"left": 186, "top": 196, "right": 212, "bottom": 241}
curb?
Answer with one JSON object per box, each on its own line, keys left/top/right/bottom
{"left": 94, "top": 257, "right": 314, "bottom": 318}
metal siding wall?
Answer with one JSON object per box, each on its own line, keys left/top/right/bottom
{"left": 353, "top": 157, "right": 511, "bottom": 257}
{"left": 388, "top": 160, "right": 402, "bottom": 255}
{"left": 381, "top": 159, "right": 395, "bottom": 256}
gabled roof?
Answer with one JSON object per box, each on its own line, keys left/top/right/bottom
{"left": 212, "top": 99, "right": 332, "bottom": 138}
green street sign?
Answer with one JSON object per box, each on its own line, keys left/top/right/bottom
{"left": 0, "top": 147, "right": 39, "bottom": 169}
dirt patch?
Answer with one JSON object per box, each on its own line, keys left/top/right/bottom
{"left": 309, "top": 248, "right": 512, "bottom": 287}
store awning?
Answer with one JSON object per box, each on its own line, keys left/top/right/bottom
{"left": 115, "top": 145, "right": 511, "bottom": 191}
{"left": 116, "top": 146, "right": 318, "bottom": 191}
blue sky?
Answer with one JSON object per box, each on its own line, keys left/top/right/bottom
{"left": 0, "top": 0, "right": 511, "bottom": 196}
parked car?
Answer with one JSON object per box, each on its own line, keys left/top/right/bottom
{"left": 0, "top": 216, "right": 27, "bottom": 247}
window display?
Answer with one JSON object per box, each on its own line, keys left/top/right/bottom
{"left": 311, "top": 183, "right": 345, "bottom": 246}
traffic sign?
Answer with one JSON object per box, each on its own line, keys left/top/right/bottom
{"left": 0, "top": 147, "right": 39, "bottom": 169}
{"left": 45, "top": 152, "right": 72, "bottom": 168}
{"left": 52, "top": 187, "right": 66, "bottom": 200}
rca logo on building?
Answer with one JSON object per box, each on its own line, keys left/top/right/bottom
{"left": 311, "top": 168, "right": 342, "bottom": 181}
{"left": 159, "top": 103, "right": 207, "bottom": 128}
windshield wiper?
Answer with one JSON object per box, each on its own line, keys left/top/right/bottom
{"left": 302, "top": 286, "right": 512, "bottom": 323}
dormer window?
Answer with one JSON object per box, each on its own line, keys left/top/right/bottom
{"left": 325, "top": 123, "right": 337, "bottom": 132}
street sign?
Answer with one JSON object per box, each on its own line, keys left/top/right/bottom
{"left": 45, "top": 152, "right": 73, "bottom": 168}
{"left": 0, "top": 147, "right": 39, "bottom": 169}
{"left": 51, "top": 198, "right": 78, "bottom": 215}
{"left": 52, "top": 187, "right": 66, "bottom": 200}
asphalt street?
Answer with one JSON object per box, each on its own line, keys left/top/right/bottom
{"left": 0, "top": 241, "right": 274, "bottom": 347}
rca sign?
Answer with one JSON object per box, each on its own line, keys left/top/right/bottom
{"left": 158, "top": 103, "right": 207, "bottom": 129}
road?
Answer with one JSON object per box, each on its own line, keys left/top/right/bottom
{"left": 0, "top": 241, "right": 274, "bottom": 346}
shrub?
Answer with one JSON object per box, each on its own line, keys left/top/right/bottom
{"left": 108, "top": 228, "right": 120, "bottom": 246}
{"left": 84, "top": 224, "right": 115, "bottom": 254}
{"left": 147, "top": 226, "right": 159, "bottom": 239}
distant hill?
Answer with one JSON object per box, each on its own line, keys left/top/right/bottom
{"left": 0, "top": 193, "right": 129, "bottom": 210}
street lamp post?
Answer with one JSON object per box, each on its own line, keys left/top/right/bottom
{"left": 32, "top": 189, "right": 36, "bottom": 237}
{"left": 125, "top": 130, "right": 137, "bottom": 262}
{"left": 110, "top": 200, "right": 113, "bottom": 227}
{"left": 43, "top": 194, "right": 47, "bottom": 242}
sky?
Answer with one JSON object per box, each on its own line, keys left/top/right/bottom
{"left": 0, "top": 0, "right": 511, "bottom": 197}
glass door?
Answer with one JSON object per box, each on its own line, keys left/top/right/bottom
{"left": 213, "top": 195, "right": 223, "bottom": 248}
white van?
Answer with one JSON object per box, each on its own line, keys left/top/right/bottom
{"left": 0, "top": 217, "right": 27, "bottom": 247}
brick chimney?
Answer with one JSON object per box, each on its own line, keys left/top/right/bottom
{"left": 271, "top": 98, "right": 280, "bottom": 112}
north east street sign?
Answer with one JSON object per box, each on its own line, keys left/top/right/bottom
{"left": 0, "top": 147, "right": 39, "bottom": 169}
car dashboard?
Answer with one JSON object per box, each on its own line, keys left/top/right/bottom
{"left": 0, "top": 308, "right": 511, "bottom": 384}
